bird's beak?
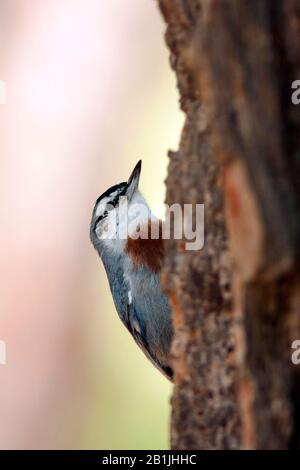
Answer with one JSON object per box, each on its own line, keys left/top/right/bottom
{"left": 126, "top": 160, "right": 142, "bottom": 201}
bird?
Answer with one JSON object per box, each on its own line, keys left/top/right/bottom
{"left": 90, "top": 161, "right": 173, "bottom": 381}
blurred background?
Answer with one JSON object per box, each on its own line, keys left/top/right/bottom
{"left": 0, "top": 0, "right": 183, "bottom": 450}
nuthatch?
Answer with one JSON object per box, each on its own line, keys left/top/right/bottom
{"left": 90, "top": 161, "right": 173, "bottom": 380}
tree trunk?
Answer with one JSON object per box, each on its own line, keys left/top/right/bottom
{"left": 158, "top": 0, "right": 300, "bottom": 450}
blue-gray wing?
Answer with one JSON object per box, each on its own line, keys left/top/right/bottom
{"left": 103, "top": 256, "right": 173, "bottom": 381}
{"left": 106, "top": 262, "right": 131, "bottom": 328}
{"left": 130, "top": 303, "right": 173, "bottom": 381}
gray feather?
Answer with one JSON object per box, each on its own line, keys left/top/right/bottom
{"left": 91, "top": 235, "right": 173, "bottom": 380}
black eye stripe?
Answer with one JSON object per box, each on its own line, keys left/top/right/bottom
{"left": 93, "top": 201, "right": 119, "bottom": 233}
{"left": 93, "top": 182, "right": 128, "bottom": 234}
{"left": 94, "top": 210, "right": 108, "bottom": 231}
{"left": 109, "top": 199, "right": 118, "bottom": 209}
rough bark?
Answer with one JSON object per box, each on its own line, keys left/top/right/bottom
{"left": 158, "top": 0, "right": 300, "bottom": 450}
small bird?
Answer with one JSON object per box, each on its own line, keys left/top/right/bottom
{"left": 90, "top": 161, "right": 173, "bottom": 380}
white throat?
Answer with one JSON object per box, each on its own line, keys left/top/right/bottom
{"left": 95, "top": 190, "right": 154, "bottom": 255}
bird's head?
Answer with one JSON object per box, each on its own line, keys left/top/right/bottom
{"left": 90, "top": 160, "right": 151, "bottom": 253}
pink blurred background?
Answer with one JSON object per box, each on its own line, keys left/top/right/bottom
{"left": 0, "top": 0, "right": 183, "bottom": 449}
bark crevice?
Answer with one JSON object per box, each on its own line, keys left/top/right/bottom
{"left": 158, "top": 0, "right": 300, "bottom": 449}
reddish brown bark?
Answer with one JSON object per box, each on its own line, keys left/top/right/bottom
{"left": 158, "top": 0, "right": 300, "bottom": 449}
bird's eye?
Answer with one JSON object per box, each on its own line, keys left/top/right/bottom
{"left": 93, "top": 209, "right": 110, "bottom": 234}
{"left": 99, "top": 209, "right": 109, "bottom": 222}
